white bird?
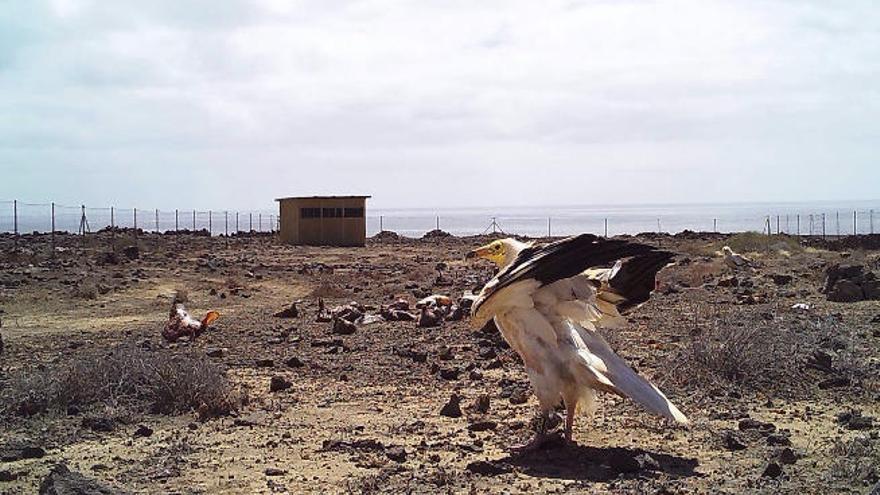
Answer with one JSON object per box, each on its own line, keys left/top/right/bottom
{"left": 467, "top": 234, "right": 688, "bottom": 450}
{"left": 721, "top": 246, "right": 753, "bottom": 270}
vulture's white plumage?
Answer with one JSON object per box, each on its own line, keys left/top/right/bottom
{"left": 467, "top": 234, "right": 687, "bottom": 449}
{"left": 722, "top": 245, "right": 753, "bottom": 270}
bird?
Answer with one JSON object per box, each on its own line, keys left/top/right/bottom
{"left": 466, "top": 234, "right": 688, "bottom": 451}
{"left": 721, "top": 246, "right": 753, "bottom": 270}
{"left": 162, "top": 303, "right": 220, "bottom": 343}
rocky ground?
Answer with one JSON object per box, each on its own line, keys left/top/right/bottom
{"left": 0, "top": 230, "right": 878, "bottom": 494}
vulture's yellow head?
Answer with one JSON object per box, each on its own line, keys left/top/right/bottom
{"left": 466, "top": 238, "right": 530, "bottom": 269}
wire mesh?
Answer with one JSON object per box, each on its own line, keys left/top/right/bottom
{"left": 1, "top": 199, "right": 877, "bottom": 238}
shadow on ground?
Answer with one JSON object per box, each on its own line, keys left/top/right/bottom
{"left": 499, "top": 438, "right": 700, "bottom": 482}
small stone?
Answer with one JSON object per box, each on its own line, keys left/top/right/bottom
{"left": 778, "top": 447, "right": 799, "bottom": 465}
{"left": 256, "top": 359, "right": 275, "bottom": 368}
{"left": 761, "top": 461, "right": 783, "bottom": 478}
{"left": 332, "top": 318, "right": 357, "bottom": 335}
{"left": 385, "top": 446, "right": 407, "bottom": 463}
{"left": 0, "top": 470, "right": 17, "bottom": 482}
{"left": 440, "top": 394, "right": 463, "bottom": 418}
{"left": 270, "top": 376, "right": 292, "bottom": 393}
{"left": 466, "top": 461, "right": 510, "bottom": 476}
{"left": 285, "top": 356, "right": 305, "bottom": 368}
{"left": 722, "top": 430, "right": 747, "bottom": 451}
{"left": 133, "top": 425, "right": 154, "bottom": 438}
{"left": 439, "top": 368, "right": 461, "bottom": 381}
{"left": 509, "top": 389, "right": 529, "bottom": 405}
{"left": 468, "top": 421, "right": 498, "bottom": 432}
{"left": 475, "top": 395, "right": 491, "bottom": 413}
{"left": 265, "top": 468, "right": 286, "bottom": 477}
{"left": 766, "top": 433, "right": 792, "bottom": 446}
{"left": 469, "top": 369, "right": 484, "bottom": 381}
{"left": 206, "top": 348, "right": 224, "bottom": 358}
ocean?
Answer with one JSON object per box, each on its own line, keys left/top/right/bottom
{"left": 2, "top": 200, "right": 878, "bottom": 238}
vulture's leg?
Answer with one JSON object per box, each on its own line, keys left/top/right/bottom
{"left": 510, "top": 408, "right": 561, "bottom": 454}
{"left": 564, "top": 400, "right": 577, "bottom": 443}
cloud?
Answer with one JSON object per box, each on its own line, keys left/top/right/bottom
{"left": 0, "top": 0, "right": 878, "bottom": 208}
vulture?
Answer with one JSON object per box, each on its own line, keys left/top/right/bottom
{"left": 467, "top": 234, "right": 688, "bottom": 451}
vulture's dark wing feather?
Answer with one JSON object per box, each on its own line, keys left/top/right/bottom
{"left": 475, "top": 234, "right": 670, "bottom": 313}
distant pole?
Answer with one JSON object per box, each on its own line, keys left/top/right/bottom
{"left": 133, "top": 208, "right": 138, "bottom": 237}
{"left": 249, "top": 213, "right": 253, "bottom": 232}
{"left": 236, "top": 212, "right": 239, "bottom": 233}
{"left": 713, "top": 218, "right": 717, "bottom": 233}
{"left": 13, "top": 199, "right": 17, "bottom": 237}
{"left": 155, "top": 209, "right": 159, "bottom": 233}
{"left": 192, "top": 210, "right": 196, "bottom": 231}
{"left": 548, "top": 217, "right": 551, "bottom": 238}
{"left": 51, "top": 202, "right": 56, "bottom": 254}
{"left": 225, "top": 211, "right": 229, "bottom": 237}
{"left": 175, "top": 209, "right": 179, "bottom": 233}
{"left": 785, "top": 214, "right": 789, "bottom": 234}
{"left": 110, "top": 206, "right": 115, "bottom": 228}
{"left": 836, "top": 211, "right": 840, "bottom": 237}
{"left": 822, "top": 213, "right": 826, "bottom": 240}
{"left": 380, "top": 215, "right": 383, "bottom": 232}
{"left": 657, "top": 218, "right": 661, "bottom": 233}
{"left": 436, "top": 216, "right": 440, "bottom": 231}
{"left": 853, "top": 210, "right": 857, "bottom": 236}
{"left": 604, "top": 218, "right": 608, "bottom": 238}
{"left": 209, "top": 210, "right": 213, "bottom": 236}
{"left": 259, "top": 213, "right": 262, "bottom": 232}
{"left": 871, "top": 210, "right": 875, "bottom": 235}
{"left": 796, "top": 214, "right": 800, "bottom": 236}
{"left": 776, "top": 215, "right": 780, "bottom": 235}
{"left": 492, "top": 217, "right": 498, "bottom": 234}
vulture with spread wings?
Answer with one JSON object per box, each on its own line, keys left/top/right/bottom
{"left": 467, "top": 234, "right": 688, "bottom": 450}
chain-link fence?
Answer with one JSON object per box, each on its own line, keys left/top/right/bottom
{"left": 367, "top": 208, "right": 878, "bottom": 238}
{"left": 2, "top": 199, "right": 876, "bottom": 239}
{"left": 1, "top": 200, "right": 278, "bottom": 236}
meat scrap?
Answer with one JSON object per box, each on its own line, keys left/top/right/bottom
{"left": 162, "top": 303, "right": 220, "bottom": 343}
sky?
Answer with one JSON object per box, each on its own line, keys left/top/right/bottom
{"left": 1, "top": 0, "right": 878, "bottom": 210}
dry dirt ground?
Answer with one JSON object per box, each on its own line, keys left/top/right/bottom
{"left": 0, "top": 231, "right": 878, "bottom": 494}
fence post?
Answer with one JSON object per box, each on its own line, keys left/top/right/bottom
{"left": 155, "top": 209, "right": 159, "bottom": 234}
{"left": 225, "top": 211, "right": 229, "bottom": 240}
{"left": 110, "top": 206, "right": 115, "bottom": 228}
{"left": 436, "top": 216, "right": 440, "bottom": 231}
{"left": 604, "top": 218, "right": 608, "bottom": 238}
{"left": 192, "top": 211, "right": 196, "bottom": 231}
{"left": 796, "top": 214, "right": 800, "bottom": 236}
{"left": 236, "top": 212, "right": 239, "bottom": 234}
{"left": 713, "top": 218, "right": 717, "bottom": 233}
{"left": 249, "top": 213, "right": 253, "bottom": 232}
{"left": 13, "top": 199, "right": 18, "bottom": 238}
{"left": 134, "top": 208, "right": 138, "bottom": 240}
{"left": 209, "top": 210, "right": 213, "bottom": 236}
{"left": 175, "top": 209, "right": 179, "bottom": 233}
{"left": 51, "top": 202, "right": 56, "bottom": 255}
{"left": 776, "top": 215, "right": 780, "bottom": 235}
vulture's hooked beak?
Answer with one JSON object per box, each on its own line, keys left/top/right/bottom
{"left": 466, "top": 245, "right": 493, "bottom": 261}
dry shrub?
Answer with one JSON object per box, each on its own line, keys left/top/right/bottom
{"left": 661, "top": 317, "right": 805, "bottom": 394}
{"left": 1, "top": 343, "right": 241, "bottom": 418}
{"left": 824, "top": 436, "right": 879, "bottom": 488}
{"left": 722, "top": 232, "right": 802, "bottom": 254}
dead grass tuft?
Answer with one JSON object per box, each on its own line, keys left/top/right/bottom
{"left": 1, "top": 343, "right": 241, "bottom": 418}
{"left": 722, "top": 232, "right": 803, "bottom": 254}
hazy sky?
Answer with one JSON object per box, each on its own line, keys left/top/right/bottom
{"left": 1, "top": 0, "right": 878, "bottom": 210}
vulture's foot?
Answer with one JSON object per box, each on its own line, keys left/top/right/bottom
{"left": 509, "top": 431, "right": 563, "bottom": 455}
